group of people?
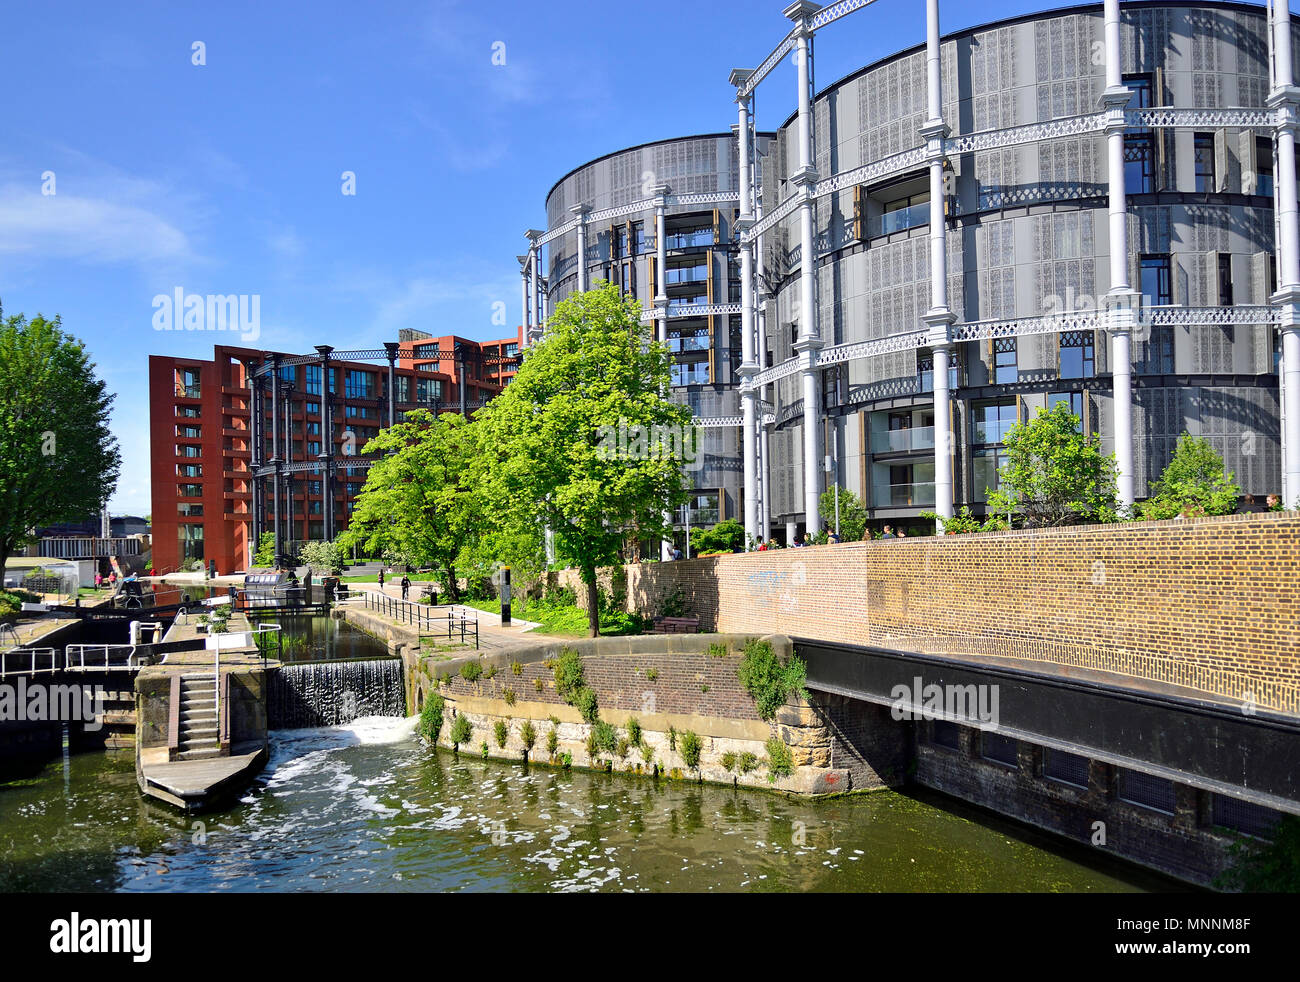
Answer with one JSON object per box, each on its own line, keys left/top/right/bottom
{"left": 376, "top": 567, "right": 413, "bottom": 600}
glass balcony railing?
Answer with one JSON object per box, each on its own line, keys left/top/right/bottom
{"left": 669, "top": 335, "right": 710, "bottom": 353}
{"left": 676, "top": 508, "right": 720, "bottom": 526}
{"left": 665, "top": 266, "right": 708, "bottom": 285}
{"left": 971, "top": 420, "right": 1016, "bottom": 445}
{"left": 872, "top": 483, "right": 936, "bottom": 509}
{"left": 871, "top": 201, "right": 931, "bottom": 238}
{"left": 871, "top": 426, "right": 936, "bottom": 454}
{"left": 665, "top": 231, "right": 714, "bottom": 250}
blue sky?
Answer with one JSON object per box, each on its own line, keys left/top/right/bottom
{"left": 0, "top": 0, "right": 1282, "bottom": 514}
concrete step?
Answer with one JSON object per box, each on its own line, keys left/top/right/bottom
{"left": 180, "top": 723, "right": 218, "bottom": 737}
{"left": 177, "top": 747, "right": 222, "bottom": 761}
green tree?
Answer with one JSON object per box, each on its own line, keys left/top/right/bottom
{"left": 0, "top": 310, "right": 121, "bottom": 574}
{"left": 692, "top": 518, "right": 745, "bottom": 554}
{"left": 297, "top": 537, "right": 344, "bottom": 573}
{"left": 337, "top": 409, "right": 476, "bottom": 600}
{"left": 819, "top": 484, "right": 867, "bottom": 541}
{"left": 252, "top": 531, "right": 275, "bottom": 567}
{"left": 986, "top": 402, "right": 1119, "bottom": 527}
{"left": 473, "top": 283, "right": 692, "bottom": 636}
{"left": 1138, "top": 433, "right": 1241, "bottom": 520}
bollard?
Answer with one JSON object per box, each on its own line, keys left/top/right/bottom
{"left": 501, "top": 567, "right": 512, "bottom": 627}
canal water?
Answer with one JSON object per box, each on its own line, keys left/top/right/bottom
{"left": 0, "top": 717, "right": 1177, "bottom": 892}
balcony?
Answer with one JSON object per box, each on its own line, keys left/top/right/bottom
{"left": 870, "top": 201, "right": 930, "bottom": 238}
{"left": 872, "top": 483, "right": 936, "bottom": 509}
{"left": 665, "top": 230, "right": 714, "bottom": 250}
{"left": 871, "top": 426, "right": 935, "bottom": 454}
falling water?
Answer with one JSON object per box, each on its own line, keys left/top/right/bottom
{"left": 268, "top": 659, "right": 406, "bottom": 728}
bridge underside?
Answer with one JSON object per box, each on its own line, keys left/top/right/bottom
{"left": 797, "top": 639, "right": 1300, "bottom": 816}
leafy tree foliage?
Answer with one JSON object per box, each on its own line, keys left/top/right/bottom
{"left": 986, "top": 403, "right": 1119, "bottom": 526}
{"left": 1138, "top": 434, "right": 1241, "bottom": 520}
{"left": 337, "top": 409, "right": 476, "bottom": 600}
{"left": 692, "top": 518, "right": 746, "bottom": 554}
{"left": 818, "top": 484, "right": 868, "bottom": 541}
{"left": 472, "top": 283, "right": 691, "bottom": 635}
{"left": 0, "top": 310, "right": 121, "bottom": 574}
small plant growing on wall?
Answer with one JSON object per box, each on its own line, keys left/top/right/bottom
{"left": 669, "top": 725, "right": 677, "bottom": 751}
{"left": 534, "top": 677, "right": 544, "bottom": 692}
{"left": 739, "top": 751, "right": 758, "bottom": 775}
{"left": 625, "top": 717, "right": 641, "bottom": 747}
{"left": 737, "top": 639, "right": 808, "bottom": 721}
{"left": 585, "top": 729, "right": 600, "bottom": 762}
{"left": 520, "top": 720, "right": 537, "bottom": 759}
{"left": 511, "top": 660, "right": 523, "bottom": 676}
{"left": 721, "top": 751, "right": 737, "bottom": 772}
{"left": 484, "top": 663, "right": 498, "bottom": 680}
{"left": 645, "top": 667, "right": 659, "bottom": 682}
{"left": 449, "top": 712, "right": 472, "bottom": 752}
{"left": 592, "top": 720, "right": 617, "bottom": 754}
{"left": 560, "top": 751, "right": 572, "bottom": 769}
{"left": 504, "top": 688, "right": 516, "bottom": 706}
{"left": 546, "top": 725, "right": 559, "bottom": 758}
{"left": 765, "top": 737, "right": 793, "bottom": 782}
{"left": 573, "top": 687, "right": 599, "bottom": 724}
{"left": 553, "top": 647, "right": 599, "bottom": 723}
{"left": 461, "top": 660, "right": 484, "bottom": 684}
{"left": 708, "top": 642, "right": 728, "bottom": 658}
{"left": 494, "top": 718, "right": 510, "bottom": 748}
{"left": 680, "top": 730, "right": 703, "bottom": 771}
{"left": 480, "top": 741, "right": 489, "bottom": 759}
{"left": 615, "top": 736, "right": 630, "bottom": 759}
{"left": 419, "top": 694, "right": 445, "bottom": 744}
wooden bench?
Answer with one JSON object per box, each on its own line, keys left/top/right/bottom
{"left": 652, "top": 616, "right": 700, "bottom": 634}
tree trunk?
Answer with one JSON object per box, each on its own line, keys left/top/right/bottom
{"left": 446, "top": 565, "right": 460, "bottom": 603}
{"left": 0, "top": 545, "right": 9, "bottom": 593}
{"left": 585, "top": 568, "right": 599, "bottom": 638}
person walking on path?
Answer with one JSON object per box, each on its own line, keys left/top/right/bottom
{"left": 377, "top": 568, "right": 386, "bottom": 593}
{"left": 400, "top": 574, "right": 411, "bottom": 601}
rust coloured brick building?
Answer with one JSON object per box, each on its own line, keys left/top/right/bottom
{"left": 149, "top": 328, "right": 522, "bottom": 575}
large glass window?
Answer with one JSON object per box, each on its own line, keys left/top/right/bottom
{"left": 666, "top": 260, "right": 708, "bottom": 286}
{"left": 873, "top": 191, "right": 931, "bottom": 237}
{"left": 1140, "top": 254, "right": 1172, "bottom": 307}
{"left": 344, "top": 370, "right": 374, "bottom": 399}
{"left": 177, "top": 464, "right": 202, "bottom": 478}
{"left": 971, "top": 400, "right": 1017, "bottom": 445}
{"left": 918, "top": 354, "right": 960, "bottom": 393}
{"left": 177, "top": 368, "right": 201, "bottom": 399}
{"left": 993, "top": 338, "right": 1018, "bottom": 385}
{"left": 1193, "top": 133, "right": 1216, "bottom": 192}
{"left": 1218, "top": 254, "right": 1233, "bottom": 306}
{"left": 1059, "top": 331, "right": 1096, "bottom": 379}
{"left": 1124, "top": 134, "right": 1155, "bottom": 194}
{"left": 178, "top": 483, "right": 203, "bottom": 498}
{"left": 1047, "top": 391, "right": 1085, "bottom": 431}
{"left": 671, "top": 362, "right": 710, "bottom": 386}
{"left": 1255, "top": 137, "right": 1275, "bottom": 198}
{"left": 665, "top": 225, "right": 713, "bottom": 250}
{"left": 668, "top": 327, "right": 709, "bottom": 353}
{"left": 676, "top": 492, "right": 720, "bottom": 527}
{"left": 305, "top": 365, "right": 322, "bottom": 396}
{"left": 178, "top": 523, "right": 204, "bottom": 564}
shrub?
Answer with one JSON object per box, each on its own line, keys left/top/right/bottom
{"left": 494, "top": 719, "right": 509, "bottom": 748}
{"left": 560, "top": 751, "right": 572, "bottom": 769}
{"left": 461, "top": 660, "right": 483, "bottom": 683}
{"left": 548, "top": 715, "right": 560, "bottom": 726}
{"left": 669, "top": 725, "right": 677, "bottom": 751}
{"left": 449, "top": 712, "right": 472, "bottom": 749}
{"left": 661, "top": 586, "right": 687, "bottom": 619}
{"left": 616, "top": 737, "right": 630, "bottom": 759}
{"left": 708, "top": 642, "right": 728, "bottom": 658}
{"left": 1215, "top": 816, "right": 1300, "bottom": 892}
{"left": 738, "top": 751, "right": 758, "bottom": 774}
{"left": 484, "top": 664, "right": 498, "bottom": 680}
{"left": 592, "top": 720, "right": 617, "bottom": 753}
{"left": 680, "top": 730, "right": 703, "bottom": 770}
{"left": 511, "top": 660, "right": 523, "bottom": 676}
{"left": 1140, "top": 433, "right": 1242, "bottom": 521}
{"left": 533, "top": 677, "right": 544, "bottom": 692}
{"left": 645, "top": 667, "right": 659, "bottom": 682}
{"left": 625, "top": 717, "right": 642, "bottom": 747}
{"left": 503, "top": 688, "right": 516, "bottom": 706}
{"left": 520, "top": 720, "right": 537, "bottom": 755}
{"left": 721, "top": 751, "right": 737, "bottom": 772}
{"left": 419, "top": 694, "right": 445, "bottom": 743}
{"left": 737, "top": 639, "right": 809, "bottom": 721}
{"left": 546, "top": 726, "right": 559, "bottom": 757}
{"left": 573, "top": 686, "right": 599, "bottom": 724}
{"left": 765, "top": 737, "right": 793, "bottom": 781}
{"left": 480, "top": 741, "right": 489, "bottom": 759}
{"left": 585, "top": 730, "right": 600, "bottom": 760}
{"left": 692, "top": 518, "right": 745, "bottom": 554}
{"left": 553, "top": 647, "right": 585, "bottom": 699}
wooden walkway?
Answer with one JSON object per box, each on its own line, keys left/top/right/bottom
{"left": 138, "top": 747, "right": 267, "bottom": 813}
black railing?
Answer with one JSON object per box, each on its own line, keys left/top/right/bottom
{"left": 364, "top": 591, "right": 478, "bottom": 647}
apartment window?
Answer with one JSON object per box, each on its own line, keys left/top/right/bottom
{"left": 1118, "top": 770, "right": 1177, "bottom": 814}
{"left": 279, "top": 365, "right": 296, "bottom": 384}
{"left": 176, "top": 425, "right": 201, "bottom": 439}
{"left": 415, "top": 343, "right": 440, "bottom": 361}
{"left": 1218, "top": 254, "right": 1233, "bottom": 306}
{"left": 1211, "top": 795, "right": 1282, "bottom": 839}
{"left": 176, "top": 368, "right": 201, "bottom": 399}
{"left": 1193, "top": 133, "right": 1216, "bottom": 192}
{"left": 665, "top": 224, "right": 713, "bottom": 250}
{"left": 504, "top": 343, "right": 519, "bottom": 358}
{"left": 175, "top": 445, "right": 200, "bottom": 458}
{"left": 1140, "top": 254, "right": 1172, "bottom": 307}
{"left": 676, "top": 492, "right": 720, "bottom": 527}
{"left": 178, "top": 484, "right": 203, "bottom": 498}
{"left": 178, "top": 524, "right": 204, "bottom": 563}
{"left": 176, "top": 405, "right": 200, "bottom": 418}
{"left": 1255, "top": 137, "right": 1275, "bottom": 197}
{"left": 971, "top": 399, "right": 1017, "bottom": 446}
{"left": 918, "top": 354, "right": 960, "bottom": 393}
{"left": 874, "top": 191, "right": 931, "bottom": 237}
{"left": 344, "top": 370, "right": 374, "bottom": 399}
{"left": 993, "top": 338, "right": 1018, "bottom": 385}
{"left": 632, "top": 221, "right": 646, "bottom": 255}
{"left": 822, "top": 366, "right": 840, "bottom": 410}
{"left": 1124, "top": 134, "right": 1155, "bottom": 194}
{"left": 306, "top": 421, "right": 321, "bottom": 436}
{"left": 1125, "top": 73, "right": 1153, "bottom": 110}
{"left": 395, "top": 376, "right": 411, "bottom": 403}
{"left": 305, "top": 365, "right": 322, "bottom": 396}
{"left": 666, "top": 259, "right": 708, "bottom": 286}
{"left": 980, "top": 732, "right": 1019, "bottom": 768}
{"left": 306, "top": 441, "right": 321, "bottom": 456}
{"left": 177, "top": 464, "right": 202, "bottom": 478}
{"left": 177, "top": 503, "right": 204, "bottom": 517}
{"left": 671, "top": 361, "right": 711, "bottom": 387}
{"left": 1043, "top": 748, "right": 1090, "bottom": 788}
{"left": 1059, "top": 331, "right": 1096, "bottom": 379}
{"left": 931, "top": 720, "right": 962, "bottom": 751}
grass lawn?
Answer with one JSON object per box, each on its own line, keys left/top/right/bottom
{"left": 455, "top": 597, "right": 645, "bottom": 638}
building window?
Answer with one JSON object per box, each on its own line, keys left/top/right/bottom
{"left": 993, "top": 338, "right": 1018, "bottom": 385}
{"left": 176, "top": 425, "right": 201, "bottom": 439}
{"left": 676, "top": 492, "right": 720, "bottom": 527}
{"left": 344, "top": 370, "right": 374, "bottom": 399}
{"left": 176, "top": 445, "right": 201, "bottom": 458}
{"left": 980, "top": 732, "right": 1019, "bottom": 768}
{"left": 305, "top": 365, "right": 322, "bottom": 396}
{"left": 918, "top": 354, "right": 959, "bottom": 393}
{"left": 1218, "top": 254, "right": 1233, "bottom": 307}
{"left": 632, "top": 221, "right": 646, "bottom": 255}
{"left": 1211, "top": 795, "right": 1282, "bottom": 839}
{"left": 1193, "top": 133, "right": 1216, "bottom": 192}
{"left": 671, "top": 361, "right": 711, "bottom": 387}
{"left": 1043, "top": 748, "right": 1090, "bottom": 788}
{"left": 1047, "top": 392, "right": 1085, "bottom": 431}
{"left": 1140, "top": 254, "right": 1172, "bottom": 307}
{"left": 1124, "top": 133, "right": 1155, "bottom": 194}
{"left": 823, "top": 366, "right": 840, "bottom": 410}
{"left": 177, "top": 503, "right": 204, "bottom": 517}
{"left": 504, "top": 343, "right": 519, "bottom": 358}
{"left": 971, "top": 399, "right": 1017, "bottom": 446}
{"left": 178, "top": 484, "right": 203, "bottom": 498}
{"left": 176, "top": 405, "right": 201, "bottom": 418}
{"left": 1059, "top": 331, "right": 1096, "bottom": 379}
{"left": 931, "top": 720, "right": 962, "bottom": 750}
{"left": 178, "top": 523, "right": 204, "bottom": 563}
{"left": 306, "top": 441, "right": 321, "bottom": 456}
{"left": 873, "top": 191, "right": 931, "bottom": 237}
{"left": 665, "top": 224, "right": 713, "bottom": 250}
{"left": 177, "top": 464, "right": 202, "bottom": 478}
{"left": 1255, "top": 137, "right": 1275, "bottom": 197}
{"left": 176, "top": 368, "right": 201, "bottom": 399}
{"left": 1118, "top": 770, "right": 1177, "bottom": 814}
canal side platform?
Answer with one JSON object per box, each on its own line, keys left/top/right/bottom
{"left": 135, "top": 611, "right": 277, "bottom": 813}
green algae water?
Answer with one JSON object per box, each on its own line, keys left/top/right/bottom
{"left": 0, "top": 718, "right": 1175, "bottom": 892}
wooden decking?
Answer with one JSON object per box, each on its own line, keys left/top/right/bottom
{"left": 138, "top": 744, "right": 267, "bottom": 813}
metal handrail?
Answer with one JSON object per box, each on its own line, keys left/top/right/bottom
{"left": 365, "top": 590, "right": 478, "bottom": 647}
{"left": 64, "top": 643, "right": 143, "bottom": 672}
{"left": 0, "top": 647, "right": 60, "bottom": 678}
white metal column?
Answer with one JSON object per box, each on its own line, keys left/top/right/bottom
{"left": 571, "top": 205, "right": 590, "bottom": 293}
{"left": 1102, "top": 0, "right": 1138, "bottom": 516}
{"left": 788, "top": 3, "right": 822, "bottom": 534}
{"left": 654, "top": 186, "right": 669, "bottom": 345}
{"left": 733, "top": 72, "right": 760, "bottom": 549}
{"left": 519, "top": 259, "right": 531, "bottom": 342}
{"left": 921, "top": 0, "right": 955, "bottom": 526}
{"left": 1271, "top": 0, "right": 1300, "bottom": 507}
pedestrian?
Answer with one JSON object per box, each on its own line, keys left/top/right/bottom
{"left": 1267, "top": 493, "right": 1283, "bottom": 512}
{"left": 94, "top": 571, "right": 102, "bottom": 590}
{"left": 757, "top": 540, "right": 768, "bottom": 551}
{"left": 860, "top": 526, "right": 873, "bottom": 542}
{"left": 401, "top": 574, "right": 411, "bottom": 601}
{"left": 672, "top": 546, "right": 683, "bottom": 561}
{"left": 378, "top": 567, "right": 386, "bottom": 591}
{"left": 897, "top": 529, "right": 907, "bottom": 538}
{"left": 829, "top": 530, "right": 842, "bottom": 544}
{"left": 881, "top": 525, "right": 896, "bottom": 539}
